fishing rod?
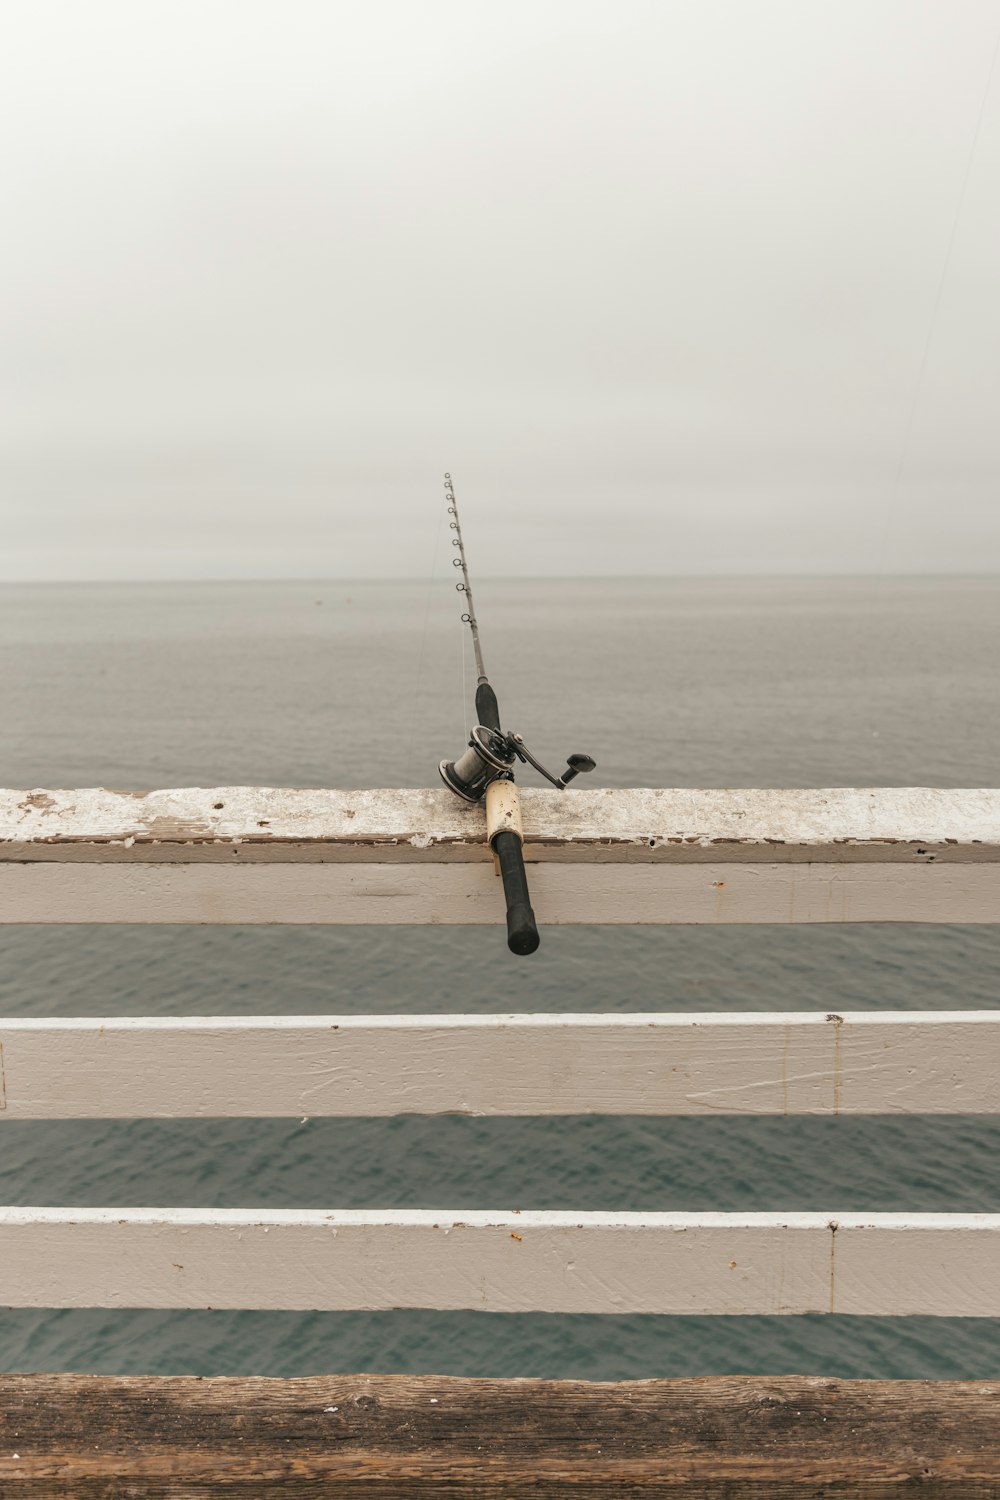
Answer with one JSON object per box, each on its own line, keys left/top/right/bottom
{"left": 438, "top": 473, "right": 595, "bottom": 955}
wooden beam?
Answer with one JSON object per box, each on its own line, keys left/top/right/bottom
{"left": 0, "top": 1373, "right": 997, "bottom": 1496}
{"left": 2, "top": 1012, "right": 999, "bottom": 1117}
{"left": 1, "top": 1209, "right": 998, "bottom": 1314}
{"left": 6, "top": 786, "right": 997, "bottom": 923}
{"left": 4, "top": 785, "right": 1000, "bottom": 864}
{"left": 3, "top": 859, "right": 999, "bottom": 923}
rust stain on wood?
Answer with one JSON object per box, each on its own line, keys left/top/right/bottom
{"left": 781, "top": 1023, "right": 791, "bottom": 1116}
{"left": 827, "top": 1013, "right": 845, "bottom": 1115}
{"left": 828, "top": 1220, "right": 839, "bottom": 1313}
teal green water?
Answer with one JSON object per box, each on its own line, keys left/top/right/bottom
{"left": 1, "top": 575, "right": 999, "bottom": 1378}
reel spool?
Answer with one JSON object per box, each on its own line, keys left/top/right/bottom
{"left": 439, "top": 725, "right": 516, "bottom": 803}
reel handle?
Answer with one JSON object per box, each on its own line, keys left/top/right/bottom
{"left": 493, "top": 829, "right": 540, "bottom": 956}
{"left": 560, "top": 753, "right": 597, "bottom": 786}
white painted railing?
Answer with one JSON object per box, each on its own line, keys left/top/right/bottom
{"left": 2, "top": 1013, "right": 999, "bottom": 1117}
{"left": 6, "top": 786, "right": 1000, "bottom": 923}
{"left": 2, "top": 786, "right": 999, "bottom": 1317}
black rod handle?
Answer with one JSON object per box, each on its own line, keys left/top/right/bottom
{"left": 475, "top": 681, "right": 501, "bottom": 733}
{"left": 474, "top": 680, "right": 538, "bottom": 954}
{"left": 492, "top": 829, "right": 540, "bottom": 955}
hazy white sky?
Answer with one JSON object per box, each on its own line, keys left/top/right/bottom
{"left": 2, "top": 0, "right": 999, "bottom": 579}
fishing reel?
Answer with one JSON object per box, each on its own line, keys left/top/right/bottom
{"left": 440, "top": 726, "right": 596, "bottom": 803}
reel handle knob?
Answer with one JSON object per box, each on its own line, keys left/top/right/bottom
{"left": 560, "top": 753, "right": 597, "bottom": 787}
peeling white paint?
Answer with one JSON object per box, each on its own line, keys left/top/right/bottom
{"left": 3, "top": 787, "right": 1000, "bottom": 864}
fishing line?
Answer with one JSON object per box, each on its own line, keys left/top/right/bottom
{"left": 405, "top": 493, "right": 448, "bottom": 778}
{"left": 461, "top": 612, "right": 469, "bottom": 738}
{"left": 877, "top": 17, "right": 1000, "bottom": 569}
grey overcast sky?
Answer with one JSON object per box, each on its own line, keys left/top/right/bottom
{"left": 2, "top": 0, "right": 999, "bottom": 579}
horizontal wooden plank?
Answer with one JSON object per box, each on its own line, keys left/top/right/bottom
{"left": 0, "top": 1209, "right": 997, "bottom": 1314}
{"left": 1, "top": 1373, "right": 997, "bottom": 1498}
{"left": 3, "top": 859, "right": 1000, "bottom": 923}
{"left": 4, "top": 786, "right": 1000, "bottom": 864}
{"left": 2, "top": 1012, "right": 999, "bottom": 1117}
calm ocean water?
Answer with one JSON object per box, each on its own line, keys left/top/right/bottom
{"left": 1, "top": 574, "right": 999, "bottom": 1379}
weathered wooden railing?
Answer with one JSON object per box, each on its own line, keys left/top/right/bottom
{"left": 3, "top": 785, "right": 1000, "bottom": 1495}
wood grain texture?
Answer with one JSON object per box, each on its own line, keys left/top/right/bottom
{"left": 4, "top": 859, "right": 1000, "bottom": 923}
{"left": 0, "top": 1373, "right": 998, "bottom": 1496}
{"left": 0, "top": 1210, "right": 998, "bottom": 1314}
{"left": 2, "top": 1012, "right": 999, "bottom": 1117}
{"left": 4, "top": 785, "right": 1000, "bottom": 864}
